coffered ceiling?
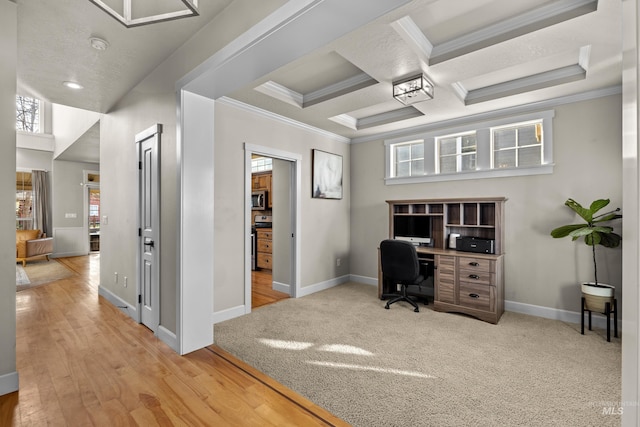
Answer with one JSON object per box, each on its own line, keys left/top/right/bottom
{"left": 226, "top": 0, "right": 621, "bottom": 141}
{"left": 15, "top": 0, "right": 622, "bottom": 160}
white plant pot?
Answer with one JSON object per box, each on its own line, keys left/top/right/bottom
{"left": 581, "top": 282, "right": 615, "bottom": 312}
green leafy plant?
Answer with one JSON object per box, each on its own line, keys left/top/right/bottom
{"left": 550, "top": 198, "right": 622, "bottom": 285}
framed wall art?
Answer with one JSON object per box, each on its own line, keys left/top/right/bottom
{"left": 312, "top": 149, "right": 343, "bottom": 199}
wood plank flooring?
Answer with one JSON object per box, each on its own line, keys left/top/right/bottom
{"left": 252, "top": 269, "right": 289, "bottom": 309}
{"left": 1, "top": 255, "right": 347, "bottom": 426}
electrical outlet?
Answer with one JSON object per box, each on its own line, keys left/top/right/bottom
{"left": 336, "top": 258, "right": 341, "bottom": 266}
{"left": 124, "top": 277, "right": 127, "bottom": 288}
{"left": 114, "top": 272, "right": 118, "bottom": 284}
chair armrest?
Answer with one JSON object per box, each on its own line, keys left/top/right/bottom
{"left": 25, "top": 237, "right": 53, "bottom": 257}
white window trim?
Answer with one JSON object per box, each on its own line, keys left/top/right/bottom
{"left": 390, "top": 139, "right": 424, "bottom": 178}
{"left": 384, "top": 110, "right": 555, "bottom": 185}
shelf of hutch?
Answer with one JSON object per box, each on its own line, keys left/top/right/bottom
{"left": 381, "top": 197, "right": 506, "bottom": 324}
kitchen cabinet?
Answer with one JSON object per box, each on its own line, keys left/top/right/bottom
{"left": 256, "top": 228, "right": 273, "bottom": 270}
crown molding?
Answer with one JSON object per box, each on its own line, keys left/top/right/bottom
{"left": 351, "top": 85, "right": 621, "bottom": 144}
{"left": 218, "top": 96, "right": 350, "bottom": 144}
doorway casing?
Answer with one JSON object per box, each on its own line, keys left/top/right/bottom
{"left": 244, "top": 143, "right": 301, "bottom": 313}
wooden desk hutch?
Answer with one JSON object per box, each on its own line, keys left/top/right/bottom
{"left": 379, "top": 197, "right": 506, "bottom": 324}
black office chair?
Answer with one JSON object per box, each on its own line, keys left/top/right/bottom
{"left": 380, "top": 239, "right": 424, "bottom": 312}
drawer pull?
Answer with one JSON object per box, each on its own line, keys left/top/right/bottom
{"left": 469, "top": 274, "right": 480, "bottom": 280}
{"left": 469, "top": 262, "right": 479, "bottom": 266}
{"left": 469, "top": 293, "right": 480, "bottom": 299}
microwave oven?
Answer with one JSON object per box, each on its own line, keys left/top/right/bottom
{"left": 252, "top": 191, "right": 267, "bottom": 210}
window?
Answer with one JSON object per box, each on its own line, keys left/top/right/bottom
{"left": 384, "top": 110, "right": 554, "bottom": 184}
{"left": 437, "top": 132, "right": 477, "bottom": 174}
{"left": 492, "top": 121, "right": 542, "bottom": 169}
{"left": 16, "top": 172, "right": 33, "bottom": 230}
{"left": 251, "top": 156, "right": 273, "bottom": 172}
{"left": 391, "top": 140, "right": 424, "bottom": 177}
{"left": 16, "top": 95, "right": 40, "bottom": 133}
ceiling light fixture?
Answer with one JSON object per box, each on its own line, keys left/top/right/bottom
{"left": 63, "top": 81, "right": 84, "bottom": 90}
{"left": 393, "top": 73, "right": 434, "bottom": 105}
{"left": 89, "top": 36, "right": 109, "bottom": 51}
{"left": 89, "top": 0, "right": 199, "bottom": 28}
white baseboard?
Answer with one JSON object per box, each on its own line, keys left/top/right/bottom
{"left": 350, "top": 274, "right": 377, "bottom": 286}
{"left": 212, "top": 305, "right": 246, "bottom": 325}
{"left": 157, "top": 325, "right": 178, "bottom": 352}
{"left": 98, "top": 285, "right": 139, "bottom": 323}
{"left": 0, "top": 371, "right": 19, "bottom": 396}
{"left": 505, "top": 300, "right": 618, "bottom": 331}
{"left": 52, "top": 251, "right": 88, "bottom": 258}
{"left": 297, "top": 274, "right": 351, "bottom": 297}
{"left": 350, "top": 275, "right": 618, "bottom": 330}
{"left": 272, "top": 281, "right": 290, "bottom": 294}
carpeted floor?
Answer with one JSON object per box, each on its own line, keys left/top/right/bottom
{"left": 16, "top": 259, "right": 76, "bottom": 292}
{"left": 214, "top": 282, "right": 621, "bottom": 427}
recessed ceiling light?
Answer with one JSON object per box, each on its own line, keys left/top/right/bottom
{"left": 89, "top": 36, "right": 109, "bottom": 51}
{"left": 63, "top": 81, "right": 84, "bottom": 90}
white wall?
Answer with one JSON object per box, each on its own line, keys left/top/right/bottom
{"left": 0, "top": 0, "right": 18, "bottom": 396}
{"left": 50, "top": 159, "right": 99, "bottom": 256}
{"left": 16, "top": 147, "right": 52, "bottom": 171}
{"left": 350, "top": 94, "right": 623, "bottom": 313}
{"left": 213, "top": 101, "right": 351, "bottom": 311}
{"left": 51, "top": 104, "right": 100, "bottom": 158}
{"left": 97, "top": 0, "right": 302, "bottom": 335}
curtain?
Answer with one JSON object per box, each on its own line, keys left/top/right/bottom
{"left": 32, "top": 170, "right": 51, "bottom": 236}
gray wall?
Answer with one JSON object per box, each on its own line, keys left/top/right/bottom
{"left": 214, "top": 102, "right": 351, "bottom": 310}
{"left": 349, "top": 94, "right": 623, "bottom": 313}
{"left": 97, "top": 0, "right": 300, "bottom": 333}
{"left": 0, "top": 1, "right": 17, "bottom": 395}
{"left": 17, "top": 147, "right": 52, "bottom": 171}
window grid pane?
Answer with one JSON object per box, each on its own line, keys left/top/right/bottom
{"left": 437, "top": 133, "right": 477, "bottom": 173}
{"left": 492, "top": 121, "right": 543, "bottom": 169}
{"left": 393, "top": 141, "right": 424, "bottom": 177}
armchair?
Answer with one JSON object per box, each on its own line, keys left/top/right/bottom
{"left": 16, "top": 229, "right": 53, "bottom": 267}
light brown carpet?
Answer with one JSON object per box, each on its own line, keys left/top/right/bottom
{"left": 214, "top": 282, "right": 621, "bottom": 427}
{"left": 16, "top": 259, "right": 76, "bottom": 292}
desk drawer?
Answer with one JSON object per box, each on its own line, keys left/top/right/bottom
{"left": 458, "top": 256, "right": 492, "bottom": 272}
{"left": 458, "top": 270, "right": 493, "bottom": 286}
{"left": 459, "top": 282, "right": 494, "bottom": 312}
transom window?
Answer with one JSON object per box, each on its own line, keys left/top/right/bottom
{"left": 384, "top": 110, "right": 554, "bottom": 184}
{"left": 251, "top": 156, "right": 273, "bottom": 172}
{"left": 437, "top": 132, "right": 477, "bottom": 174}
{"left": 16, "top": 95, "right": 40, "bottom": 133}
{"left": 392, "top": 140, "right": 424, "bottom": 177}
{"left": 492, "top": 121, "right": 542, "bottom": 169}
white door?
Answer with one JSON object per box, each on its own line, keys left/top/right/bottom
{"left": 137, "top": 124, "right": 161, "bottom": 332}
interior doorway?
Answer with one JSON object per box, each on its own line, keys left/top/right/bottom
{"left": 88, "top": 187, "right": 100, "bottom": 252}
{"left": 245, "top": 144, "right": 301, "bottom": 313}
{"left": 250, "top": 157, "right": 292, "bottom": 308}
{"left": 83, "top": 170, "right": 100, "bottom": 253}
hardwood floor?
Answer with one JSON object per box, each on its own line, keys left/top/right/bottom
{"left": 252, "top": 269, "right": 289, "bottom": 309}
{"left": 1, "top": 255, "right": 347, "bottom": 426}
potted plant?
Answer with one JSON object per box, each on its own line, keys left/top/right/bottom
{"left": 550, "top": 198, "right": 622, "bottom": 312}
